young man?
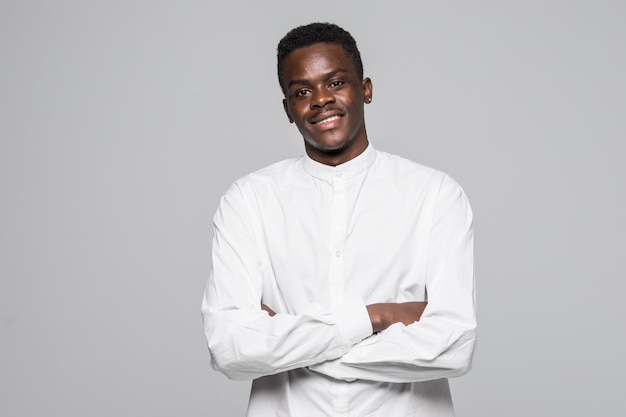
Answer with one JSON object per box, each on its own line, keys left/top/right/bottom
{"left": 202, "top": 23, "right": 476, "bottom": 416}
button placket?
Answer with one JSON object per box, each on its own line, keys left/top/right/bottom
{"left": 329, "top": 172, "right": 347, "bottom": 307}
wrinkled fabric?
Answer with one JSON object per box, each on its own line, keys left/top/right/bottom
{"left": 202, "top": 144, "right": 476, "bottom": 416}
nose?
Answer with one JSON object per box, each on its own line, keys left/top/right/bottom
{"left": 310, "top": 87, "right": 334, "bottom": 108}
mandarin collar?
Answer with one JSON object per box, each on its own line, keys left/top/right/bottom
{"left": 303, "top": 143, "right": 377, "bottom": 181}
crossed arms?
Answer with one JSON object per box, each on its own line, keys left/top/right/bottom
{"left": 202, "top": 174, "right": 476, "bottom": 383}
{"left": 263, "top": 302, "right": 428, "bottom": 333}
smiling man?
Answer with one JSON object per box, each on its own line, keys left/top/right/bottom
{"left": 202, "top": 23, "right": 476, "bottom": 416}
{"left": 280, "top": 41, "right": 371, "bottom": 165}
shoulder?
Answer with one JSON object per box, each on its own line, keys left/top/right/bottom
{"left": 221, "top": 156, "right": 304, "bottom": 200}
{"left": 214, "top": 157, "right": 303, "bottom": 222}
{"left": 375, "top": 150, "right": 435, "bottom": 174}
{"left": 373, "top": 149, "right": 455, "bottom": 189}
{"left": 373, "top": 149, "right": 470, "bottom": 210}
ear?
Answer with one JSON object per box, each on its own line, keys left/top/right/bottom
{"left": 283, "top": 98, "right": 294, "bottom": 123}
{"left": 362, "top": 77, "right": 373, "bottom": 103}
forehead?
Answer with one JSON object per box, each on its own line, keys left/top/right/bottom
{"left": 282, "top": 43, "right": 357, "bottom": 81}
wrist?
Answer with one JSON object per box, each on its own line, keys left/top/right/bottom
{"left": 366, "top": 303, "right": 389, "bottom": 333}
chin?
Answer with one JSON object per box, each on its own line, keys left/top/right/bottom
{"left": 306, "top": 138, "right": 351, "bottom": 155}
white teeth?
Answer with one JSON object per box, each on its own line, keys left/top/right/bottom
{"left": 315, "top": 115, "right": 340, "bottom": 124}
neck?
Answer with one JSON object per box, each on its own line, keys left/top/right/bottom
{"left": 305, "top": 136, "right": 369, "bottom": 167}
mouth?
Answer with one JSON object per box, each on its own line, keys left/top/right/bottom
{"left": 311, "top": 114, "right": 342, "bottom": 126}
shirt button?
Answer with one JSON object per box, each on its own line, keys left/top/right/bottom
{"left": 335, "top": 250, "right": 342, "bottom": 257}
{"left": 335, "top": 172, "right": 342, "bottom": 178}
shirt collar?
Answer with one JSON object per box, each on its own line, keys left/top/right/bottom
{"left": 303, "top": 143, "right": 377, "bottom": 181}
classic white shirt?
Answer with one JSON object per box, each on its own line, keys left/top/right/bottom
{"left": 202, "top": 144, "right": 476, "bottom": 416}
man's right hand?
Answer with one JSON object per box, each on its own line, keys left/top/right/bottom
{"left": 366, "top": 302, "right": 428, "bottom": 333}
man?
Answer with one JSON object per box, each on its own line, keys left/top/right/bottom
{"left": 202, "top": 22, "right": 476, "bottom": 416}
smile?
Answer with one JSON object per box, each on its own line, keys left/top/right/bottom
{"left": 313, "top": 115, "right": 341, "bottom": 125}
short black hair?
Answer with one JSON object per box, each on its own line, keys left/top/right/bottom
{"left": 277, "top": 22, "right": 364, "bottom": 93}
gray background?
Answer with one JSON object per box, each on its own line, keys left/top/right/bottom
{"left": 1, "top": 1, "right": 624, "bottom": 416}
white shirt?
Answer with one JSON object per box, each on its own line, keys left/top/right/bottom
{"left": 202, "top": 144, "right": 476, "bottom": 416}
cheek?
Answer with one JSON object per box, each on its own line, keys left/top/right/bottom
{"left": 289, "top": 103, "right": 308, "bottom": 120}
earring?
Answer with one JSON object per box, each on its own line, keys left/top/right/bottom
{"left": 365, "top": 97, "right": 372, "bottom": 103}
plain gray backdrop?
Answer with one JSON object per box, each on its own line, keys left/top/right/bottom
{"left": 1, "top": 1, "right": 625, "bottom": 416}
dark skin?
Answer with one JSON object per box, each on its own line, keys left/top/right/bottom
{"left": 281, "top": 43, "right": 372, "bottom": 167}
{"left": 268, "top": 42, "right": 427, "bottom": 333}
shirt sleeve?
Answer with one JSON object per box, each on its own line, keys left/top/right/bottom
{"left": 309, "top": 174, "right": 476, "bottom": 383}
{"left": 201, "top": 182, "right": 373, "bottom": 381}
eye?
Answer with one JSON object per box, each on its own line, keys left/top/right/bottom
{"left": 294, "top": 89, "right": 310, "bottom": 97}
{"left": 329, "top": 80, "right": 344, "bottom": 88}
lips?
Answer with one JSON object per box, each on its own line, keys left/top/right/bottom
{"left": 314, "top": 114, "right": 341, "bottom": 125}
{"left": 310, "top": 112, "right": 343, "bottom": 127}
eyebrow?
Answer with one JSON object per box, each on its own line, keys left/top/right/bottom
{"left": 287, "top": 68, "right": 349, "bottom": 89}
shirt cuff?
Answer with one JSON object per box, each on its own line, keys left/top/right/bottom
{"left": 335, "top": 297, "right": 373, "bottom": 345}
